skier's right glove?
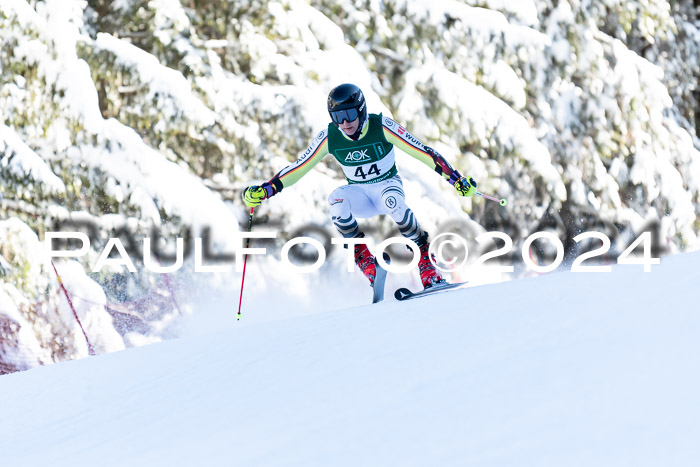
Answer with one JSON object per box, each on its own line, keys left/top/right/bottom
{"left": 243, "top": 182, "right": 275, "bottom": 207}
{"left": 243, "top": 177, "right": 283, "bottom": 207}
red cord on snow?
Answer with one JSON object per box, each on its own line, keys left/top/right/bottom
{"left": 50, "top": 261, "right": 95, "bottom": 356}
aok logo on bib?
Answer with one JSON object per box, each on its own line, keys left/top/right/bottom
{"left": 335, "top": 143, "right": 384, "bottom": 166}
{"left": 345, "top": 149, "right": 370, "bottom": 162}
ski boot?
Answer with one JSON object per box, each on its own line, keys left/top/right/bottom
{"left": 354, "top": 243, "right": 377, "bottom": 286}
{"left": 418, "top": 242, "right": 445, "bottom": 289}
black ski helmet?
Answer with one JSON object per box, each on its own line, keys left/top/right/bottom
{"left": 327, "top": 83, "right": 367, "bottom": 130}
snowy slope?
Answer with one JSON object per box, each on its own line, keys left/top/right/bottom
{"left": 2, "top": 251, "right": 700, "bottom": 467}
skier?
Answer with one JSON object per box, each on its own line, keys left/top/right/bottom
{"left": 243, "top": 83, "right": 476, "bottom": 290}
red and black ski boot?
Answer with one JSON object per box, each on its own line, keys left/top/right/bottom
{"left": 418, "top": 242, "right": 444, "bottom": 289}
{"left": 354, "top": 243, "right": 377, "bottom": 286}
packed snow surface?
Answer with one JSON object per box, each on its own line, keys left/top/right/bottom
{"left": 1, "top": 251, "right": 699, "bottom": 466}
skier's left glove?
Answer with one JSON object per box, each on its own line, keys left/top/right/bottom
{"left": 243, "top": 182, "right": 275, "bottom": 207}
{"left": 449, "top": 172, "right": 477, "bottom": 197}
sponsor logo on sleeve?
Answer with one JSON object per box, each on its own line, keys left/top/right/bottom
{"left": 300, "top": 147, "right": 313, "bottom": 161}
{"left": 403, "top": 131, "right": 424, "bottom": 148}
{"left": 298, "top": 131, "right": 326, "bottom": 162}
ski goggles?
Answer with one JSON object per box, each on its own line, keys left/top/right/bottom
{"left": 330, "top": 107, "right": 360, "bottom": 124}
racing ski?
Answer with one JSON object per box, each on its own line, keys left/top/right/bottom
{"left": 372, "top": 253, "right": 390, "bottom": 304}
{"left": 394, "top": 281, "right": 468, "bottom": 301}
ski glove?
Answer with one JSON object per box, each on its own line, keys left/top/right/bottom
{"left": 450, "top": 173, "right": 477, "bottom": 197}
{"left": 243, "top": 184, "right": 273, "bottom": 207}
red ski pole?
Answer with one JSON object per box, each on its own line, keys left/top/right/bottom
{"left": 237, "top": 207, "right": 255, "bottom": 320}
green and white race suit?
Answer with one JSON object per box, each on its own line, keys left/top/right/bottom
{"left": 265, "top": 113, "right": 460, "bottom": 192}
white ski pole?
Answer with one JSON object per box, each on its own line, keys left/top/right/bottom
{"left": 475, "top": 191, "right": 507, "bottom": 206}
